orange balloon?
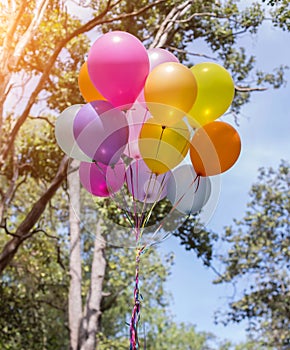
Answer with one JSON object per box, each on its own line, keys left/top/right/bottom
{"left": 190, "top": 121, "right": 241, "bottom": 176}
{"left": 139, "top": 118, "right": 190, "bottom": 174}
{"left": 144, "top": 62, "right": 197, "bottom": 126}
{"left": 78, "top": 62, "right": 106, "bottom": 102}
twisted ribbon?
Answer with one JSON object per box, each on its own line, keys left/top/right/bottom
{"left": 129, "top": 246, "right": 145, "bottom": 350}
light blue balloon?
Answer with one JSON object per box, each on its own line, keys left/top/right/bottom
{"left": 167, "top": 164, "right": 211, "bottom": 215}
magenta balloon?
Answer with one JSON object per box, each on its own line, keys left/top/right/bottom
{"left": 124, "top": 103, "right": 150, "bottom": 159}
{"left": 125, "top": 159, "right": 170, "bottom": 203}
{"left": 148, "top": 48, "right": 179, "bottom": 71}
{"left": 73, "top": 101, "right": 129, "bottom": 165}
{"left": 137, "top": 48, "right": 179, "bottom": 103}
{"left": 79, "top": 160, "right": 125, "bottom": 197}
{"left": 87, "top": 31, "right": 149, "bottom": 109}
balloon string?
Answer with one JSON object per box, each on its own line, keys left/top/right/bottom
{"left": 129, "top": 245, "right": 145, "bottom": 350}
{"left": 155, "top": 126, "right": 166, "bottom": 159}
{"left": 141, "top": 172, "right": 168, "bottom": 230}
{"left": 142, "top": 108, "right": 149, "bottom": 124}
{"left": 138, "top": 170, "right": 154, "bottom": 230}
{"left": 137, "top": 171, "right": 168, "bottom": 245}
{"left": 194, "top": 174, "right": 201, "bottom": 193}
{"left": 149, "top": 174, "right": 200, "bottom": 243}
{"left": 127, "top": 160, "right": 142, "bottom": 231}
{"left": 94, "top": 161, "right": 135, "bottom": 228}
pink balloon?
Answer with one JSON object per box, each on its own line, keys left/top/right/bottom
{"left": 124, "top": 103, "right": 151, "bottom": 159}
{"left": 87, "top": 31, "right": 149, "bottom": 109}
{"left": 73, "top": 101, "right": 129, "bottom": 165}
{"left": 148, "top": 48, "right": 179, "bottom": 71}
{"left": 79, "top": 160, "right": 125, "bottom": 197}
{"left": 137, "top": 48, "right": 179, "bottom": 103}
{"left": 125, "top": 159, "right": 170, "bottom": 203}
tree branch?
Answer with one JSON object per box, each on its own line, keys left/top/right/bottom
{"left": 150, "top": 0, "right": 192, "bottom": 48}
{"left": 12, "top": 0, "right": 50, "bottom": 66}
{"left": 0, "top": 0, "right": 27, "bottom": 72}
{"left": 165, "top": 45, "right": 217, "bottom": 60}
{"left": 28, "top": 115, "right": 55, "bottom": 128}
{"left": 0, "top": 155, "right": 69, "bottom": 275}
{"left": 69, "top": 0, "right": 167, "bottom": 37}
{"left": 235, "top": 85, "right": 268, "bottom": 92}
{"left": 0, "top": 218, "right": 18, "bottom": 237}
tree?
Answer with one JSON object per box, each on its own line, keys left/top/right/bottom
{"left": 1, "top": 0, "right": 288, "bottom": 272}
{"left": 215, "top": 160, "right": 290, "bottom": 349}
{"left": 1, "top": 1, "right": 290, "bottom": 349}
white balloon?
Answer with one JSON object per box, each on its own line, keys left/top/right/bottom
{"left": 167, "top": 164, "right": 211, "bottom": 215}
{"left": 55, "top": 104, "right": 91, "bottom": 162}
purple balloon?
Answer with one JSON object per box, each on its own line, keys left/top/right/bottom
{"left": 87, "top": 31, "right": 149, "bottom": 109}
{"left": 79, "top": 160, "right": 125, "bottom": 197}
{"left": 73, "top": 101, "right": 129, "bottom": 165}
{"left": 125, "top": 159, "right": 170, "bottom": 203}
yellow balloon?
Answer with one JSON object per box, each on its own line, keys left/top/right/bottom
{"left": 78, "top": 62, "right": 106, "bottom": 102}
{"left": 138, "top": 118, "right": 190, "bottom": 174}
{"left": 144, "top": 62, "right": 197, "bottom": 126}
{"left": 188, "top": 62, "right": 235, "bottom": 127}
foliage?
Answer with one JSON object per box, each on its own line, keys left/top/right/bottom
{"left": 172, "top": 214, "right": 218, "bottom": 266}
{"left": 0, "top": 117, "right": 64, "bottom": 235}
{"left": 269, "top": 0, "right": 290, "bottom": 31}
{"left": 0, "top": 232, "right": 69, "bottom": 350}
{"left": 144, "top": 320, "right": 214, "bottom": 350}
{"left": 215, "top": 160, "right": 290, "bottom": 349}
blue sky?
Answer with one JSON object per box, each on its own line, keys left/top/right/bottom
{"left": 159, "top": 16, "right": 290, "bottom": 345}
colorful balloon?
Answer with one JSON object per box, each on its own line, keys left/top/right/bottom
{"left": 126, "top": 159, "right": 170, "bottom": 203}
{"left": 87, "top": 31, "right": 149, "bottom": 109}
{"left": 190, "top": 121, "right": 241, "bottom": 176}
{"left": 73, "top": 101, "right": 129, "bottom": 165}
{"left": 78, "top": 62, "right": 106, "bottom": 103}
{"left": 139, "top": 118, "right": 190, "bottom": 174}
{"left": 123, "top": 103, "right": 151, "bottom": 159}
{"left": 148, "top": 48, "right": 179, "bottom": 70}
{"left": 79, "top": 160, "right": 125, "bottom": 197}
{"left": 187, "top": 62, "right": 235, "bottom": 127}
{"left": 137, "top": 48, "right": 179, "bottom": 104}
{"left": 167, "top": 164, "right": 211, "bottom": 215}
{"left": 55, "top": 104, "right": 92, "bottom": 162}
{"left": 144, "top": 62, "right": 198, "bottom": 126}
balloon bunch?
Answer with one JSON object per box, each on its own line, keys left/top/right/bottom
{"left": 55, "top": 31, "right": 241, "bottom": 349}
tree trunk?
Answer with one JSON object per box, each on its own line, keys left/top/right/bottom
{"left": 79, "top": 219, "right": 106, "bottom": 350}
{"left": 149, "top": 0, "right": 192, "bottom": 48}
{"left": 68, "top": 160, "right": 83, "bottom": 350}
